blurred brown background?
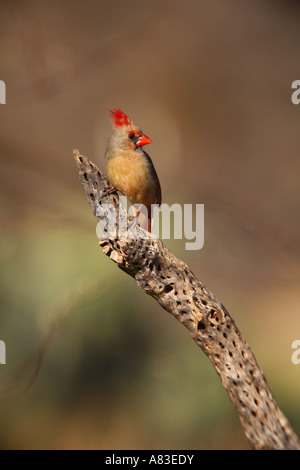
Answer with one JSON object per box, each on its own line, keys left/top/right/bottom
{"left": 0, "top": 0, "right": 299, "bottom": 450}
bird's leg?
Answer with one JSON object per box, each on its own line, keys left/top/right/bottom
{"left": 132, "top": 207, "right": 141, "bottom": 226}
{"left": 128, "top": 206, "right": 148, "bottom": 233}
{"left": 100, "top": 185, "right": 116, "bottom": 199}
{"left": 127, "top": 208, "right": 140, "bottom": 237}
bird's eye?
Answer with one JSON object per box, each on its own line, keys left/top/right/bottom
{"left": 128, "top": 133, "right": 135, "bottom": 140}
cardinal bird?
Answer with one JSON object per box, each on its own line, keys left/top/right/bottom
{"left": 105, "top": 108, "right": 161, "bottom": 232}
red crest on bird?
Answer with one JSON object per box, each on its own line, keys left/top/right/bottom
{"left": 110, "top": 108, "right": 134, "bottom": 128}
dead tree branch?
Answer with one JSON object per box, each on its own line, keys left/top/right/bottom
{"left": 73, "top": 148, "right": 300, "bottom": 450}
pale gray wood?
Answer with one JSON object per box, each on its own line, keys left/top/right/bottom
{"left": 74, "top": 149, "right": 300, "bottom": 450}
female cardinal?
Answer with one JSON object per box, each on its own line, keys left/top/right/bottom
{"left": 105, "top": 108, "right": 161, "bottom": 232}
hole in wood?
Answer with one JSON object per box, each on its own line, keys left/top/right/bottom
{"left": 164, "top": 284, "right": 173, "bottom": 294}
{"left": 197, "top": 321, "right": 206, "bottom": 330}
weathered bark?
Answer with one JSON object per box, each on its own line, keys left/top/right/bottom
{"left": 74, "top": 148, "right": 300, "bottom": 450}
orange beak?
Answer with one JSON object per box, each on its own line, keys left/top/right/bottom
{"left": 136, "top": 134, "right": 152, "bottom": 147}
